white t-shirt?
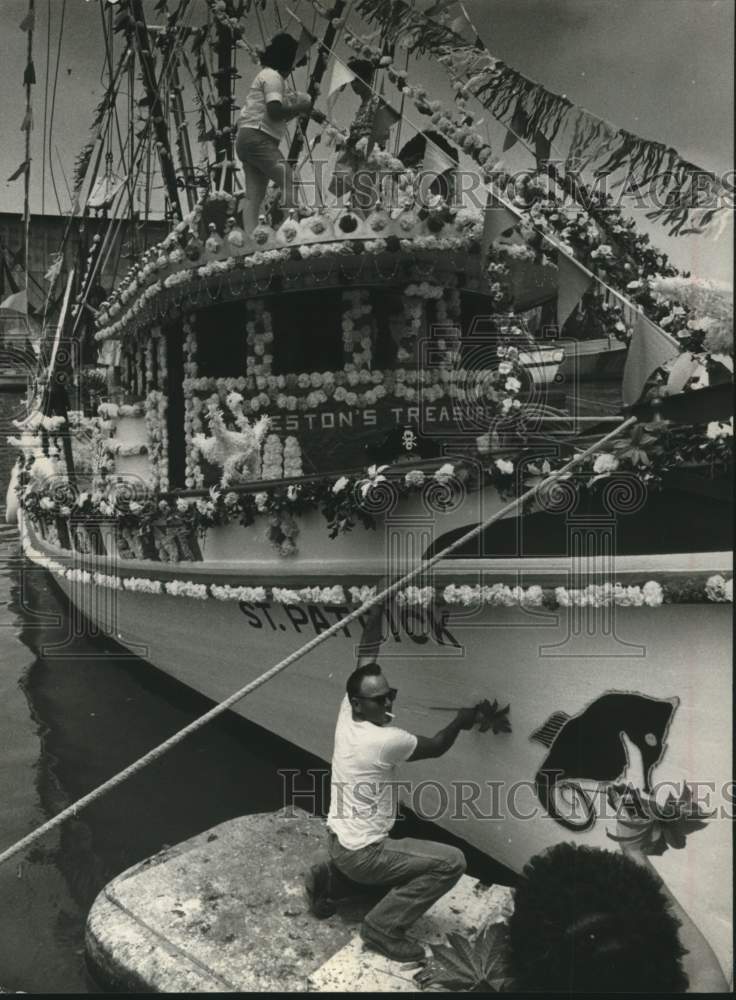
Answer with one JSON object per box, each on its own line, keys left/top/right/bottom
{"left": 327, "top": 695, "right": 418, "bottom": 851}
{"left": 238, "top": 67, "right": 291, "bottom": 141}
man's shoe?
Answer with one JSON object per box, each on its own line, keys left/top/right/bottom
{"left": 305, "top": 862, "right": 336, "bottom": 919}
{"left": 360, "top": 922, "right": 426, "bottom": 963}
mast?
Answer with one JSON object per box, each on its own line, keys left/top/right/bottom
{"left": 286, "top": 0, "right": 348, "bottom": 168}
{"left": 125, "top": 0, "right": 183, "bottom": 221}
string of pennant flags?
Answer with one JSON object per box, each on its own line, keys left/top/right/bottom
{"left": 353, "top": 0, "right": 731, "bottom": 236}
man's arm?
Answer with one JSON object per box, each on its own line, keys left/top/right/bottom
{"left": 407, "top": 708, "right": 477, "bottom": 762}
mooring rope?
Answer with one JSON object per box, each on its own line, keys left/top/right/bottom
{"left": 0, "top": 416, "right": 635, "bottom": 870}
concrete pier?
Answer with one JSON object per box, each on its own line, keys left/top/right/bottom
{"left": 86, "top": 808, "right": 514, "bottom": 992}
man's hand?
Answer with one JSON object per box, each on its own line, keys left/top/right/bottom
{"left": 455, "top": 703, "right": 488, "bottom": 730}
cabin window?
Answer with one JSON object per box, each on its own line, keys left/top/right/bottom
{"left": 195, "top": 301, "right": 247, "bottom": 377}
{"left": 270, "top": 290, "right": 343, "bottom": 374}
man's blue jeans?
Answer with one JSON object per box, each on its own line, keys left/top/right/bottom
{"left": 328, "top": 831, "right": 466, "bottom": 937}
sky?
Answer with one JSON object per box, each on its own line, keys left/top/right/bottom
{"left": 0, "top": 0, "right": 732, "bottom": 282}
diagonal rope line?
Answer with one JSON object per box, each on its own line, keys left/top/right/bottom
{"left": 0, "top": 416, "right": 635, "bottom": 871}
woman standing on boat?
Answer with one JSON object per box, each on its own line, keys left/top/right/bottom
{"left": 236, "top": 33, "right": 324, "bottom": 233}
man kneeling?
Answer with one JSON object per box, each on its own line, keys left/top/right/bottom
{"left": 306, "top": 662, "right": 483, "bottom": 963}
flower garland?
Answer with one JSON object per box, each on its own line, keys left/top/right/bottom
{"left": 182, "top": 314, "right": 205, "bottom": 490}
{"left": 93, "top": 225, "right": 481, "bottom": 342}
{"left": 341, "top": 289, "right": 373, "bottom": 370}
{"left": 245, "top": 297, "right": 274, "bottom": 377}
{"left": 19, "top": 523, "right": 733, "bottom": 608}
{"left": 144, "top": 390, "right": 169, "bottom": 491}
{"left": 261, "top": 433, "right": 284, "bottom": 480}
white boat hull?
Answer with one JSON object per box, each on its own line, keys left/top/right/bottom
{"left": 23, "top": 516, "right": 733, "bottom": 977}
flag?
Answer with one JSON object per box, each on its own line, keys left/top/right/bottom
{"left": 0, "top": 290, "right": 28, "bottom": 314}
{"left": 368, "top": 101, "right": 401, "bottom": 153}
{"left": 23, "top": 60, "right": 36, "bottom": 86}
{"left": 422, "top": 140, "right": 456, "bottom": 177}
{"left": 481, "top": 193, "right": 519, "bottom": 256}
{"left": 535, "top": 131, "right": 551, "bottom": 169}
{"left": 294, "top": 23, "right": 317, "bottom": 64}
{"left": 557, "top": 253, "right": 592, "bottom": 329}
{"left": 325, "top": 59, "right": 356, "bottom": 105}
{"left": 6, "top": 160, "right": 29, "bottom": 182}
{"left": 622, "top": 311, "right": 680, "bottom": 406}
{"left": 19, "top": 8, "right": 35, "bottom": 31}
{"left": 502, "top": 102, "right": 528, "bottom": 152}
{"left": 449, "top": 8, "right": 476, "bottom": 44}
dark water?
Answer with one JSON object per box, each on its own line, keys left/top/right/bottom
{"left": 0, "top": 389, "right": 513, "bottom": 993}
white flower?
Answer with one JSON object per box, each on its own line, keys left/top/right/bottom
{"left": 495, "top": 458, "right": 514, "bottom": 475}
{"left": 255, "top": 491, "right": 268, "bottom": 512}
{"left": 705, "top": 574, "right": 731, "bottom": 603}
{"left": 332, "top": 476, "right": 349, "bottom": 494}
{"left": 404, "top": 469, "right": 425, "bottom": 487}
{"left": 504, "top": 376, "right": 522, "bottom": 393}
{"left": 498, "top": 361, "right": 513, "bottom": 375}
{"left": 642, "top": 581, "right": 664, "bottom": 607}
{"left": 593, "top": 453, "right": 619, "bottom": 475}
{"left": 434, "top": 463, "right": 455, "bottom": 482}
{"left": 706, "top": 418, "right": 733, "bottom": 440}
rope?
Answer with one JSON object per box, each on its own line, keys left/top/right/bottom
{"left": 0, "top": 415, "right": 635, "bottom": 871}
{"left": 47, "top": 0, "right": 66, "bottom": 215}
{"left": 41, "top": 0, "right": 51, "bottom": 216}
{"left": 21, "top": 0, "right": 36, "bottom": 290}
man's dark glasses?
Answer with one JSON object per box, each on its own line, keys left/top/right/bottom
{"left": 359, "top": 688, "right": 398, "bottom": 705}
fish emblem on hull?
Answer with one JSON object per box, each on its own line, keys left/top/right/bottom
{"left": 532, "top": 692, "right": 679, "bottom": 831}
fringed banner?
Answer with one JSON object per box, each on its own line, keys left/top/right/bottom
{"left": 354, "top": 0, "right": 730, "bottom": 236}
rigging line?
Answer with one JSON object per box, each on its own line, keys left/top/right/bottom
{"left": 2, "top": 415, "right": 638, "bottom": 873}
{"left": 71, "top": 119, "right": 158, "bottom": 339}
{"left": 41, "top": 0, "right": 52, "bottom": 217}
{"left": 21, "top": 0, "right": 36, "bottom": 293}
{"left": 47, "top": 0, "right": 66, "bottom": 216}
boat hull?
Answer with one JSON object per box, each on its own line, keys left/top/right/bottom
{"left": 31, "top": 521, "right": 732, "bottom": 977}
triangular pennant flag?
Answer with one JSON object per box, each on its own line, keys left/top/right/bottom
{"left": 368, "top": 101, "right": 401, "bottom": 154}
{"left": 6, "top": 160, "right": 30, "bottom": 182}
{"left": 0, "top": 289, "right": 28, "bottom": 314}
{"left": 449, "top": 9, "right": 476, "bottom": 44}
{"left": 20, "top": 109, "right": 33, "bottom": 132}
{"left": 294, "top": 23, "right": 317, "bottom": 64}
{"left": 502, "top": 102, "right": 528, "bottom": 152}
{"left": 622, "top": 311, "right": 680, "bottom": 406}
{"left": 44, "top": 256, "right": 64, "bottom": 285}
{"left": 535, "top": 131, "right": 551, "bottom": 169}
{"left": 87, "top": 172, "right": 127, "bottom": 209}
{"left": 24, "top": 60, "right": 36, "bottom": 86}
{"left": 325, "top": 59, "right": 356, "bottom": 105}
{"left": 557, "top": 253, "right": 593, "bottom": 329}
{"left": 481, "top": 193, "right": 519, "bottom": 256}
{"left": 422, "top": 139, "right": 456, "bottom": 177}
{"left": 19, "top": 8, "right": 35, "bottom": 32}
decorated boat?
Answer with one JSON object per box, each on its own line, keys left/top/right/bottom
{"left": 4, "top": 0, "right": 733, "bottom": 979}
